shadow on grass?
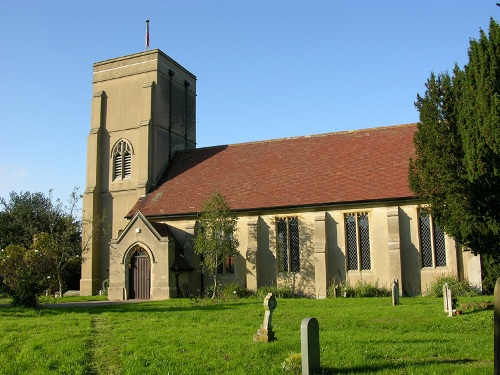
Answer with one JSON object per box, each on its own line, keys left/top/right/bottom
{"left": 321, "top": 358, "right": 478, "bottom": 374}
{"left": 460, "top": 307, "right": 494, "bottom": 315}
{"left": 0, "top": 298, "right": 253, "bottom": 316}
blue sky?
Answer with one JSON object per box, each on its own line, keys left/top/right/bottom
{"left": 0, "top": 0, "right": 497, "bottom": 203}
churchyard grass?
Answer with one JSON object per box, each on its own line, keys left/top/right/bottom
{"left": 0, "top": 296, "right": 493, "bottom": 374}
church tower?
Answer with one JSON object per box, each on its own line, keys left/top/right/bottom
{"left": 80, "top": 50, "right": 196, "bottom": 295}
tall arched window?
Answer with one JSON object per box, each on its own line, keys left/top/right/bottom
{"left": 112, "top": 140, "right": 132, "bottom": 180}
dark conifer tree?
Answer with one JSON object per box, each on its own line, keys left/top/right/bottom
{"left": 410, "top": 19, "right": 500, "bottom": 258}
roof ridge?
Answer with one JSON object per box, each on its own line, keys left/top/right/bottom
{"left": 189, "top": 123, "right": 417, "bottom": 150}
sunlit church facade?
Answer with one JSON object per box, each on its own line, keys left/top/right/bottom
{"left": 80, "top": 49, "right": 482, "bottom": 300}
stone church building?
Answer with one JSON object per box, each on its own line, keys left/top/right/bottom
{"left": 80, "top": 49, "right": 481, "bottom": 300}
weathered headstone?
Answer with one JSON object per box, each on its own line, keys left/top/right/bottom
{"left": 301, "top": 317, "right": 320, "bottom": 375}
{"left": 494, "top": 278, "right": 500, "bottom": 375}
{"left": 447, "top": 285, "right": 453, "bottom": 317}
{"left": 253, "top": 293, "right": 277, "bottom": 342}
{"left": 392, "top": 279, "right": 400, "bottom": 306}
{"left": 443, "top": 283, "right": 449, "bottom": 313}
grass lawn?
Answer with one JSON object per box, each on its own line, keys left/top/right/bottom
{"left": 0, "top": 296, "right": 494, "bottom": 374}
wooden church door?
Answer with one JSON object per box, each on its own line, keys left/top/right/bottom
{"left": 129, "top": 249, "right": 151, "bottom": 299}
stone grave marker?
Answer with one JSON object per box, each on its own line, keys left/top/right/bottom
{"left": 301, "top": 317, "right": 320, "bottom": 375}
{"left": 443, "top": 282, "right": 450, "bottom": 313}
{"left": 253, "top": 293, "right": 277, "bottom": 342}
{"left": 446, "top": 284, "right": 454, "bottom": 317}
{"left": 392, "top": 279, "right": 400, "bottom": 306}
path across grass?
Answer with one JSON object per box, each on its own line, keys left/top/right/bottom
{"left": 0, "top": 296, "right": 494, "bottom": 374}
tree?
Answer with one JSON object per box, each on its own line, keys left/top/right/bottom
{"left": 0, "top": 191, "right": 56, "bottom": 250}
{"left": 31, "top": 190, "right": 82, "bottom": 296}
{"left": 410, "top": 18, "right": 500, "bottom": 258}
{"left": 193, "top": 191, "right": 239, "bottom": 298}
{"left": 0, "top": 244, "right": 53, "bottom": 307}
{"left": 0, "top": 189, "right": 82, "bottom": 298}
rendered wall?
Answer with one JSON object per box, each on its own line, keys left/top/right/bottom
{"left": 81, "top": 50, "right": 196, "bottom": 295}
{"left": 158, "top": 201, "right": 481, "bottom": 299}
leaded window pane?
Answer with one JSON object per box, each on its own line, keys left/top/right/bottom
{"left": 345, "top": 214, "right": 358, "bottom": 270}
{"left": 277, "top": 218, "right": 288, "bottom": 272}
{"left": 434, "top": 225, "right": 447, "bottom": 267}
{"left": 289, "top": 217, "right": 300, "bottom": 272}
{"left": 277, "top": 217, "right": 300, "bottom": 273}
{"left": 358, "top": 213, "right": 371, "bottom": 270}
{"left": 419, "top": 215, "right": 433, "bottom": 267}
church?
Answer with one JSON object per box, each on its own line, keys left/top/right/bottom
{"left": 80, "top": 49, "right": 481, "bottom": 300}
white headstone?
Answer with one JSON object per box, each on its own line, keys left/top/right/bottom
{"left": 447, "top": 287, "right": 453, "bottom": 317}
{"left": 443, "top": 283, "right": 450, "bottom": 313}
{"left": 301, "top": 317, "right": 320, "bottom": 375}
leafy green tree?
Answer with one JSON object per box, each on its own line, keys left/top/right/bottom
{"left": 193, "top": 192, "right": 239, "bottom": 299}
{"left": 0, "top": 243, "right": 53, "bottom": 307}
{"left": 0, "top": 191, "right": 55, "bottom": 249}
{"left": 0, "top": 189, "right": 82, "bottom": 297}
{"left": 410, "top": 18, "right": 500, "bottom": 258}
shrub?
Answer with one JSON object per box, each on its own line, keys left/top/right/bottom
{"left": 328, "top": 279, "right": 391, "bottom": 298}
{"left": 254, "top": 285, "right": 295, "bottom": 299}
{"left": 221, "top": 283, "right": 251, "bottom": 299}
{"left": 327, "top": 283, "right": 340, "bottom": 298}
{"left": 425, "top": 275, "right": 481, "bottom": 297}
{"left": 203, "top": 284, "right": 220, "bottom": 299}
{"left": 203, "top": 282, "right": 251, "bottom": 300}
{"left": 349, "top": 280, "right": 391, "bottom": 298}
{"left": 327, "top": 276, "right": 343, "bottom": 297}
{"left": 0, "top": 245, "right": 52, "bottom": 307}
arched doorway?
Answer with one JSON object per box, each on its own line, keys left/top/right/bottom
{"left": 128, "top": 247, "right": 151, "bottom": 299}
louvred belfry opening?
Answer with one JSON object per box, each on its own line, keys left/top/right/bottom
{"left": 113, "top": 140, "right": 132, "bottom": 180}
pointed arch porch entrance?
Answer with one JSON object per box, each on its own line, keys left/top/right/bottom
{"left": 128, "top": 246, "right": 151, "bottom": 299}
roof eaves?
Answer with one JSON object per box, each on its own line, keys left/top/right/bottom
{"left": 139, "top": 195, "right": 419, "bottom": 220}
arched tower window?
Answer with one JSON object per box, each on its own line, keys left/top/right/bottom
{"left": 112, "top": 140, "right": 132, "bottom": 180}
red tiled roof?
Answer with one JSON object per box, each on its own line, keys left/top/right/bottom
{"left": 128, "top": 124, "right": 417, "bottom": 218}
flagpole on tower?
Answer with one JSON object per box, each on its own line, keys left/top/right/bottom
{"left": 145, "top": 20, "right": 150, "bottom": 51}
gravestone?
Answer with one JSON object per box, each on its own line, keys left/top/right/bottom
{"left": 253, "top": 293, "right": 277, "bottom": 342}
{"left": 301, "top": 317, "right": 320, "bottom": 375}
{"left": 494, "top": 278, "right": 500, "bottom": 375}
{"left": 443, "top": 283, "right": 454, "bottom": 317}
{"left": 443, "top": 283, "right": 450, "bottom": 313}
{"left": 442, "top": 283, "right": 457, "bottom": 316}
{"left": 392, "top": 279, "right": 400, "bottom": 306}
{"left": 448, "top": 292, "right": 453, "bottom": 317}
